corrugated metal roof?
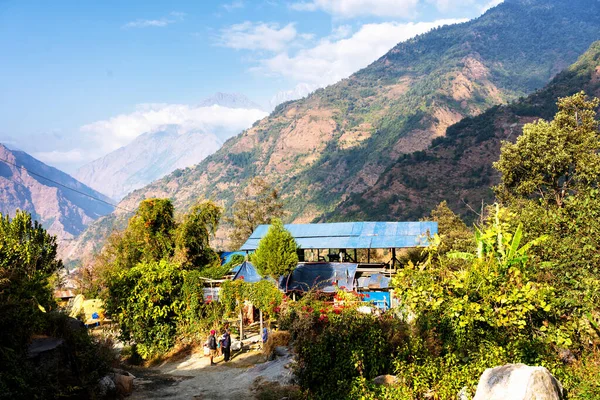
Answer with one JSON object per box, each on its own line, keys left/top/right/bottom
{"left": 240, "top": 221, "right": 437, "bottom": 251}
{"left": 279, "top": 262, "right": 358, "bottom": 293}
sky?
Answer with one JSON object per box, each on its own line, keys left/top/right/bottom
{"left": 0, "top": 0, "right": 503, "bottom": 173}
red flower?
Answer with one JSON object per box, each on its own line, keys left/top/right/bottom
{"left": 319, "top": 315, "right": 328, "bottom": 322}
{"left": 273, "top": 306, "right": 281, "bottom": 314}
{"left": 239, "top": 275, "right": 245, "bottom": 280}
{"left": 333, "top": 308, "right": 341, "bottom": 314}
{"left": 319, "top": 308, "right": 326, "bottom": 314}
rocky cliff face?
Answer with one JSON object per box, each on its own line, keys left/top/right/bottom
{"left": 71, "top": 0, "right": 600, "bottom": 257}
{"left": 0, "top": 144, "right": 114, "bottom": 246}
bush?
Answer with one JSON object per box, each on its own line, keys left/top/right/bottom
{"left": 291, "top": 308, "right": 408, "bottom": 399}
{"left": 104, "top": 260, "right": 186, "bottom": 359}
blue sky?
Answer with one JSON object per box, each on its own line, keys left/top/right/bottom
{"left": 0, "top": 0, "right": 502, "bottom": 172}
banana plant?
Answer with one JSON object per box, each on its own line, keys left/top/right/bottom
{"left": 448, "top": 204, "right": 547, "bottom": 268}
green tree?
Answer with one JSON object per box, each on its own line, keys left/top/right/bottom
{"left": 493, "top": 92, "right": 600, "bottom": 349}
{"left": 104, "top": 259, "right": 185, "bottom": 359}
{"left": 251, "top": 219, "right": 298, "bottom": 279}
{"left": 0, "top": 210, "right": 62, "bottom": 335}
{"left": 173, "top": 200, "right": 222, "bottom": 269}
{"left": 429, "top": 201, "right": 474, "bottom": 253}
{"left": 228, "top": 177, "right": 285, "bottom": 250}
{"left": 494, "top": 91, "right": 600, "bottom": 208}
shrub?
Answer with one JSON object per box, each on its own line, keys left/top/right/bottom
{"left": 104, "top": 260, "right": 186, "bottom": 359}
{"left": 291, "top": 309, "right": 408, "bottom": 399}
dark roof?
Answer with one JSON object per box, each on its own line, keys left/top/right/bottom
{"left": 240, "top": 221, "right": 437, "bottom": 251}
{"left": 279, "top": 263, "right": 358, "bottom": 293}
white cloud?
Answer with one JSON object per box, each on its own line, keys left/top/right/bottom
{"left": 216, "top": 22, "right": 301, "bottom": 52}
{"left": 428, "top": 0, "right": 476, "bottom": 12}
{"left": 122, "top": 11, "right": 186, "bottom": 29}
{"left": 290, "top": 0, "right": 420, "bottom": 18}
{"left": 256, "top": 19, "right": 465, "bottom": 87}
{"left": 480, "top": 0, "right": 503, "bottom": 13}
{"left": 80, "top": 103, "right": 267, "bottom": 153}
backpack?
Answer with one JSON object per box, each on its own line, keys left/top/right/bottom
{"left": 208, "top": 335, "right": 217, "bottom": 350}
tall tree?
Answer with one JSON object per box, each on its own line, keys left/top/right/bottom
{"left": 174, "top": 200, "right": 222, "bottom": 269}
{"left": 493, "top": 92, "right": 600, "bottom": 308}
{"left": 228, "top": 177, "right": 285, "bottom": 250}
{"left": 251, "top": 219, "right": 298, "bottom": 279}
{"left": 494, "top": 91, "right": 600, "bottom": 208}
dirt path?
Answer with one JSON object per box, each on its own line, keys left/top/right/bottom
{"left": 128, "top": 349, "right": 293, "bottom": 400}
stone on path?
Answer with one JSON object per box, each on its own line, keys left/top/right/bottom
{"left": 473, "top": 364, "right": 564, "bottom": 400}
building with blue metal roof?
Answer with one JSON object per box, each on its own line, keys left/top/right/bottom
{"left": 240, "top": 221, "right": 437, "bottom": 251}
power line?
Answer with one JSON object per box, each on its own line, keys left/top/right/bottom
{"left": 0, "top": 156, "right": 133, "bottom": 213}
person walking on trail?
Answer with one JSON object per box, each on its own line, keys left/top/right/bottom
{"left": 221, "top": 329, "right": 231, "bottom": 362}
{"left": 262, "top": 327, "right": 268, "bottom": 346}
{"left": 207, "top": 330, "right": 218, "bottom": 366}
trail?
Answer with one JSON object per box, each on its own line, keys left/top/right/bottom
{"left": 129, "top": 349, "right": 294, "bottom": 400}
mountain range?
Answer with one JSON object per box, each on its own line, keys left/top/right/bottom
{"left": 73, "top": 93, "right": 267, "bottom": 200}
{"left": 332, "top": 40, "right": 600, "bottom": 222}
{"left": 0, "top": 143, "right": 114, "bottom": 245}
{"left": 62, "top": 0, "right": 600, "bottom": 260}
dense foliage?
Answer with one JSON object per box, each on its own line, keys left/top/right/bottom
{"left": 251, "top": 219, "right": 299, "bottom": 279}
{"left": 99, "top": 199, "right": 225, "bottom": 358}
{"left": 0, "top": 211, "right": 109, "bottom": 398}
{"left": 220, "top": 279, "right": 283, "bottom": 318}
{"left": 289, "top": 95, "right": 600, "bottom": 399}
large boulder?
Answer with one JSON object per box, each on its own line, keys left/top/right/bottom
{"left": 473, "top": 364, "right": 564, "bottom": 400}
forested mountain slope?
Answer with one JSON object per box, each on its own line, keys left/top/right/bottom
{"left": 332, "top": 41, "right": 600, "bottom": 222}
{"left": 0, "top": 144, "right": 114, "bottom": 244}
{"left": 70, "top": 0, "right": 600, "bottom": 257}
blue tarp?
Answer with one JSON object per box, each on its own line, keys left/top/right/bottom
{"left": 240, "top": 221, "right": 438, "bottom": 251}
{"left": 232, "top": 261, "right": 263, "bottom": 283}
{"left": 279, "top": 263, "right": 358, "bottom": 293}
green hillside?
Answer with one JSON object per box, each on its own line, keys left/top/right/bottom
{"left": 332, "top": 41, "right": 600, "bottom": 222}
{"left": 69, "top": 0, "right": 600, "bottom": 256}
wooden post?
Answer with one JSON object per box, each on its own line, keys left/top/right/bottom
{"left": 259, "top": 309, "right": 263, "bottom": 343}
{"left": 239, "top": 309, "right": 244, "bottom": 340}
{"left": 392, "top": 248, "right": 396, "bottom": 271}
{"left": 368, "top": 248, "right": 371, "bottom": 264}
{"left": 354, "top": 249, "right": 357, "bottom": 263}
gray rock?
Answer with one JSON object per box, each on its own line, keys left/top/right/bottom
{"left": 97, "top": 375, "right": 116, "bottom": 398}
{"left": 457, "top": 386, "right": 470, "bottom": 400}
{"left": 274, "top": 346, "right": 290, "bottom": 357}
{"left": 231, "top": 340, "right": 242, "bottom": 351}
{"left": 473, "top": 364, "right": 564, "bottom": 400}
{"left": 372, "top": 374, "right": 397, "bottom": 386}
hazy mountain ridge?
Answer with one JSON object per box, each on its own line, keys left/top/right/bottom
{"left": 74, "top": 93, "right": 266, "bottom": 200}
{"left": 0, "top": 143, "right": 114, "bottom": 243}
{"left": 70, "top": 0, "right": 600, "bottom": 258}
